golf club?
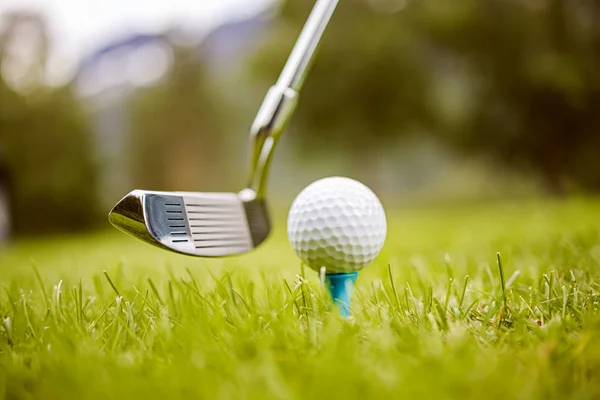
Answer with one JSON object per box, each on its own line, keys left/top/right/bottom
{"left": 109, "top": 0, "right": 339, "bottom": 257}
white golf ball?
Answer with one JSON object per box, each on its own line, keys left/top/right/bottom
{"left": 287, "top": 177, "right": 387, "bottom": 273}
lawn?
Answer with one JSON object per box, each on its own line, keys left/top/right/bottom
{"left": 1, "top": 198, "right": 599, "bottom": 399}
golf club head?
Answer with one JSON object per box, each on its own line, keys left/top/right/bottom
{"left": 108, "top": 189, "right": 270, "bottom": 257}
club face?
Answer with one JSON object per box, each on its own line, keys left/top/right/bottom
{"left": 108, "top": 190, "right": 270, "bottom": 257}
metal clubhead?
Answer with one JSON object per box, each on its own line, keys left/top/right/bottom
{"left": 108, "top": 189, "right": 269, "bottom": 257}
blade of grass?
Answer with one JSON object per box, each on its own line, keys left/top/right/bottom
{"left": 388, "top": 262, "right": 400, "bottom": 309}
{"left": 31, "top": 261, "right": 50, "bottom": 311}
{"left": 444, "top": 278, "right": 454, "bottom": 312}
{"left": 458, "top": 275, "right": 469, "bottom": 309}
{"left": 147, "top": 278, "right": 164, "bottom": 306}
{"left": 497, "top": 253, "right": 508, "bottom": 323}
{"left": 103, "top": 270, "right": 121, "bottom": 297}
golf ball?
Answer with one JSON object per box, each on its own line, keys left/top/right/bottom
{"left": 287, "top": 177, "right": 387, "bottom": 273}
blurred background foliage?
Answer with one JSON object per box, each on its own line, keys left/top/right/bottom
{"left": 128, "top": 45, "right": 229, "bottom": 192}
{"left": 0, "top": 0, "right": 599, "bottom": 237}
{"left": 0, "top": 11, "right": 101, "bottom": 236}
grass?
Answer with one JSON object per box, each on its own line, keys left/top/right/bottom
{"left": 1, "top": 198, "right": 600, "bottom": 399}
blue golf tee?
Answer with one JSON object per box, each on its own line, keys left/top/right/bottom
{"left": 325, "top": 272, "right": 358, "bottom": 318}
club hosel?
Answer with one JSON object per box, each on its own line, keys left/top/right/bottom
{"left": 248, "top": 85, "right": 299, "bottom": 193}
{"left": 250, "top": 85, "right": 299, "bottom": 144}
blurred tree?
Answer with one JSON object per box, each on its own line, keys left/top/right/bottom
{"left": 127, "top": 42, "right": 231, "bottom": 192}
{"left": 251, "top": 0, "right": 600, "bottom": 194}
{"left": 0, "top": 11, "right": 101, "bottom": 235}
{"left": 418, "top": 0, "right": 600, "bottom": 194}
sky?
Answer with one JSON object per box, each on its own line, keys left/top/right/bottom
{"left": 0, "top": 0, "right": 275, "bottom": 83}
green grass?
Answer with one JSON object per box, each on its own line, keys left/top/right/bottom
{"left": 1, "top": 198, "right": 600, "bottom": 399}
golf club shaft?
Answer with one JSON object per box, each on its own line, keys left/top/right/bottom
{"left": 248, "top": 0, "right": 339, "bottom": 196}
{"left": 278, "top": 0, "right": 339, "bottom": 92}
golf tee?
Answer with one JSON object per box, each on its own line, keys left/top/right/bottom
{"left": 325, "top": 272, "right": 358, "bottom": 318}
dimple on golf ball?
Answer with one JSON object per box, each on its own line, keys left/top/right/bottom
{"left": 287, "top": 177, "right": 387, "bottom": 274}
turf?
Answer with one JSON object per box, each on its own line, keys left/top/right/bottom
{"left": 1, "top": 198, "right": 600, "bottom": 399}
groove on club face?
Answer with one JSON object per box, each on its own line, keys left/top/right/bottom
{"left": 109, "top": 190, "right": 270, "bottom": 257}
